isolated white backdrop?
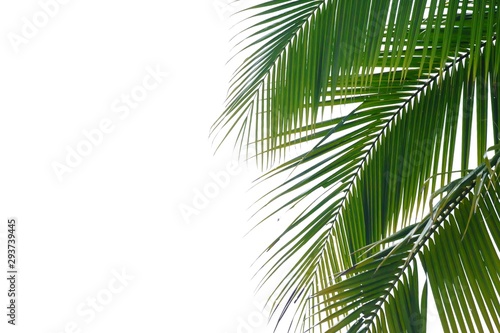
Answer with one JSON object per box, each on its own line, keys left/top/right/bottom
{"left": 0, "top": 0, "right": 277, "bottom": 332}
{"left": 0, "top": 1, "right": 442, "bottom": 332}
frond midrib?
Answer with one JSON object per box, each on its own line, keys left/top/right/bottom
{"left": 281, "top": 36, "right": 495, "bottom": 332}
{"left": 358, "top": 148, "right": 500, "bottom": 331}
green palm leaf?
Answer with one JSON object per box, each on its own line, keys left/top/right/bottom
{"left": 213, "top": 0, "right": 500, "bottom": 332}
{"left": 314, "top": 150, "right": 500, "bottom": 332}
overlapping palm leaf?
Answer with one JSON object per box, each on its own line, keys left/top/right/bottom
{"left": 212, "top": 0, "right": 500, "bottom": 332}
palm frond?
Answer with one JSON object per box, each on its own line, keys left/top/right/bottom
{"left": 254, "top": 38, "right": 497, "bottom": 333}
{"left": 312, "top": 150, "right": 500, "bottom": 332}
{"left": 213, "top": 0, "right": 500, "bottom": 332}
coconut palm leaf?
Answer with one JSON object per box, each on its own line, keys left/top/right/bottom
{"left": 213, "top": 0, "right": 500, "bottom": 332}
{"left": 312, "top": 150, "right": 500, "bottom": 332}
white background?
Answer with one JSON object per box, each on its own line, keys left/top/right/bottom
{"left": 0, "top": 1, "right": 441, "bottom": 332}
{"left": 0, "top": 1, "right": 279, "bottom": 332}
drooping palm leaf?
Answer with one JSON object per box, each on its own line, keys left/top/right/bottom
{"left": 313, "top": 150, "right": 500, "bottom": 332}
{"left": 213, "top": 0, "right": 500, "bottom": 332}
